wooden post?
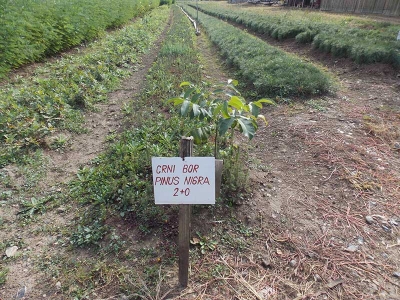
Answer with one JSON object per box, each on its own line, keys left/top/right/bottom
{"left": 179, "top": 137, "right": 193, "bottom": 287}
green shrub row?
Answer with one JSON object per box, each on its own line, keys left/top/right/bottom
{"left": 191, "top": 2, "right": 400, "bottom": 66}
{"left": 182, "top": 5, "right": 332, "bottom": 98}
{"left": 0, "top": 0, "right": 160, "bottom": 78}
{"left": 69, "top": 5, "right": 203, "bottom": 237}
{"left": 0, "top": 6, "right": 170, "bottom": 167}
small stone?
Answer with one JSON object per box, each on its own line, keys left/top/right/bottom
{"left": 393, "top": 142, "right": 400, "bottom": 150}
{"left": 289, "top": 259, "right": 297, "bottom": 267}
{"left": 314, "top": 274, "right": 322, "bottom": 282}
{"left": 261, "top": 258, "right": 272, "bottom": 269}
{"left": 56, "top": 281, "right": 61, "bottom": 290}
{"left": 393, "top": 272, "right": 400, "bottom": 278}
{"left": 5, "top": 246, "right": 18, "bottom": 257}
{"left": 365, "top": 215, "right": 374, "bottom": 224}
{"left": 15, "top": 286, "right": 26, "bottom": 299}
{"left": 345, "top": 244, "right": 358, "bottom": 252}
{"left": 56, "top": 207, "right": 66, "bottom": 214}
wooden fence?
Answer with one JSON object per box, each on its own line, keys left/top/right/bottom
{"left": 320, "top": 0, "right": 400, "bottom": 16}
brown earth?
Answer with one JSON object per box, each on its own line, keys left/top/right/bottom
{"left": 1, "top": 6, "right": 400, "bottom": 300}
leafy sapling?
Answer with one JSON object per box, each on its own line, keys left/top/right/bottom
{"left": 168, "top": 79, "right": 275, "bottom": 157}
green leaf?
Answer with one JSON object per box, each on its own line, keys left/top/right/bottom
{"left": 191, "top": 127, "right": 209, "bottom": 144}
{"left": 212, "top": 88, "right": 224, "bottom": 94}
{"left": 221, "top": 101, "right": 230, "bottom": 118}
{"left": 180, "top": 81, "right": 191, "bottom": 87}
{"left": 257, "top": 114, "right": 268, "bottom": 126}
{"left": 218, "top": 117, "right": 235, "bottom": 136}
{"left": 192, "top": 103, "right": 200, "bottom": 117}
{"left": 237, "top": 117, "right": 256, "bottom": 140}
{"left": 228, "top": 79, "right": 238, "bottom": 86}
{"left": 167, "top": 97, "right": 184, "bottom": 105}
{"left": 200, "top": 108, "right": 212, "bottom": 118}
{"left": 184, "top": 87, "right": 196, "bottom": 99}
{"left": 191, "top": 93, "right": 201, "bottom": 103}
{"left": 228, "top": 96, "right": 245, "bottom": 110}
{"left": 254, "top": 98, "right": 275, "bottom": 107}
{"left": 249, "top": 102, "right": 260, "bottom": 117}
{"left": 181, "top": 100, "right": 191, "bottom": 116}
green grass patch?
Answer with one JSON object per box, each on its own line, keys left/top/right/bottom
{"left": 182, "top": 4, "right": 332, "bottom": 98}
{"left": 0, "top": 0, "right": 161, "bottom": 78}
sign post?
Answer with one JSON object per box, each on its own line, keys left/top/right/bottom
{"left": 178, "top": 137, "right": 192, "bottom": 288}
{"left": 151, "top": 137, "right": 215, "bottom": 287}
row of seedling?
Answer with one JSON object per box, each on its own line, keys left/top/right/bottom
{"left": 0, "top": 0, "right": 160, "bottom": 78}
{"left": 182, "top": 4, "right": 333, "bottom": 98}
{"left": 0, "top": 6, "right": 170, "bottom": 167}
{"left": 190, "top": 2, "right": 400, "bottom": 67}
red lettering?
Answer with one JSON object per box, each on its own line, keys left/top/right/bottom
{"left": 156, "top": 165, "right": 175, "bottom": 174}
{"left": 183, "top": 176, "right": 210, "bottom": 185}
{"left": 154, "top": 176, "right": 179, "bottom": 185}
{"left": 182, "top": 164, "right": 199, "bottom": 173}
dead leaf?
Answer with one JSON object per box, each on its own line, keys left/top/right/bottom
{"left": 190, "top": 237, "right": 200, "bottom": 245}
{"left": 326, "top": 278, "right": 344, "bottom": 289}
{"left": 276, "top": 248, "right": 282, "bottom": 255}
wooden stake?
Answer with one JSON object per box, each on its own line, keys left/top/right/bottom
{"left": 178, "top": 137, "right": 193, "bottom": 287}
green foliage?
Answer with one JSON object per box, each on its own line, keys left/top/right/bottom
{"left": 169, "top": 79, "right": 273, "bottom": 144}
{"left": 182, "top": 5, "right": 332, "bottom": 98}
{"left": 0, "top": 267, "right": 8, "bottom": 285}
{"left": 0, "top": 6, "right": 170, "bottom": 167}
{"left": 17, "top": 196, "right": 54, "bottom": 218}
{"left": 160, "top": 0, "right": 175, "bottom": 5}
{"left": 0, "top": 0, "right": 160, "bottom": 78}
{"left": 70, "top": 219, "right": 108, "bottom": 247}
{"left": 191, "top": 232, "right": 217, "bottom": 254}
{"left": 191, "top": 2, "right": 400, "bottom": 67}
{"left": 69, "top": 6, "right": 202, "bottom": 239}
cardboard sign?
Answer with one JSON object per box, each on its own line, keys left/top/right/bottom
{"left": 152, "top": 157, "right": 215, "bottom": 204}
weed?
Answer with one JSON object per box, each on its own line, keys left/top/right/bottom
{"left": 0, "top": 267, "right": 8, "bottom": 285}
{"left": 191, "top": 232, "right": 218, "bottom": 254}
{"left": 70, "top": 219, "right": 109, "bottom": 248}
{"left": 306, "top": 99, "right": 327, "bottom": 111}
{"left": 17, "top": 196, "right": 54, "bottom": 218}
{"left": 49, "top": 135, "right": 69, "bottom": 150}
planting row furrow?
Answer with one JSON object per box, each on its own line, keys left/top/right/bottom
{"left": 0, "top": 0, "right": 160, "bottom": 78}
{"left": 190, "top": 2, "right": 400, "bottom": 67}
{"left": 182, "top": 4, "right": 332, "bottom": 98}
{"left": 68, "top": 5, "right": 203, "bottom": 243}
{"left": 0, "top": 6, "right": 170, "bottom": 167}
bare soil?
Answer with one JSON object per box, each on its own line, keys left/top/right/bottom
{"left": 1, "top": 7, "right": 400, "bottom": 300}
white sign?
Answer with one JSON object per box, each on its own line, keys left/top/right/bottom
{"left": 152, "top": 157, "right": 215, "bottom": 204}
